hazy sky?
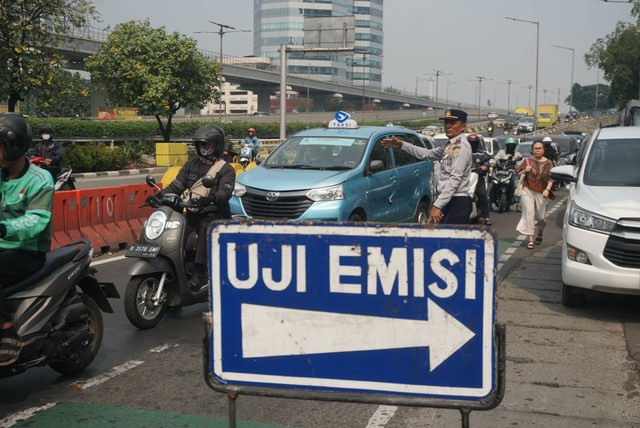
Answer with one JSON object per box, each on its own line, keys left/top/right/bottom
{"left": 94, "top": 0, "right": 633, "bottom": 113}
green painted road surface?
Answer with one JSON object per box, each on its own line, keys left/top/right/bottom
{"left": 10, "top": 402, "right": 283, "bottom": 428}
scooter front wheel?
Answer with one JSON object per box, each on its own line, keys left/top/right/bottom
{"left": 124, "top": 275, "right": 168, "bottom": 329}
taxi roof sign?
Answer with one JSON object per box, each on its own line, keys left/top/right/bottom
{"left": 329, "top": 111, "right": 358, "bottom": 128}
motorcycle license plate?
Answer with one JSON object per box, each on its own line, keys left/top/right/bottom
{"left": 125, "top": 244, "right": 161, "bottom": 259}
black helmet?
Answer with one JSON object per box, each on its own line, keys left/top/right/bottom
{"left": 193, "top": 125, "right": 225, "bottom": 160}
{"left": 39, "top": 124, "right": 54, "bottom": 135}
{"left": 0, "top": 113, "right": 32, "bottom": 162}
{"left": 467, "top": 133, "right": 482, "bottom": 152}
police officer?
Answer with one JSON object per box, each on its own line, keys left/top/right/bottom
{"left": 382, "top": 109, "right": 473, "bottom": 224}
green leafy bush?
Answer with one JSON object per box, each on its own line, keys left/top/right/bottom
{"left": 64, "top": 142, "right": 132, "bottom": 172}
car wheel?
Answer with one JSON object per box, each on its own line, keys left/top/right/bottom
{"left": 414, "top": 202, "right": 428, "bottom": 224}
{"left": 562, "top": 283, "right": 586, "bottom": 307}
{"left": 348, "top": 212, "right": 365, "bottom": 222}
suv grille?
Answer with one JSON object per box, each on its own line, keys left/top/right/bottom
{"left": 603, "top": 219, "right": 640, "bottom": 268}
{"left": 241, "top": 188, "right": 313, "bottom": 220}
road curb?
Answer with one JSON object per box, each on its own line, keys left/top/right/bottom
{"left": 72, "top": 167, "right": 169, "bottom": 179}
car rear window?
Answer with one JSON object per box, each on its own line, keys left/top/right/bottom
{"left": 583, "top": 139, "right": 640, "bottom": 186}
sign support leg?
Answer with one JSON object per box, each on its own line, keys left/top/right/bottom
{"left": 459, "top": 408, "right": 470, "bottom": 428}
{"left": 228, "top": 391, "right": 238, "bottom": 428}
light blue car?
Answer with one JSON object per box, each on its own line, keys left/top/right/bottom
{"left": 230, "top": 124, "right": 434, "bottom": 223}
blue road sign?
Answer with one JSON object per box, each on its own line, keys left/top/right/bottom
{"left": 208, "top": 222, "right": 497, "bottom": 402}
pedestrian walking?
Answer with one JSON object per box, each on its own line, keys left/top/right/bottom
{"left": 516, "top": 140, "right": 555, "bottom": 249}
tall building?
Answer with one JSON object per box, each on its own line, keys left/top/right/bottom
{"left": 253, "top": 0, "right": 383, "bottom": 90}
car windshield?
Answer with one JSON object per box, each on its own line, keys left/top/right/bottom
{"left": 520, "top": 117, "right": 534, "bottom": 124}
{"left": 583, "top": 138, "right": 640, "bottom": 186}
{"left": 262, "top": 136, "right": 368, "bottom": 170}
{"left": 516, "top": 143, "right": 532, "bottom": 156}
{"left": 506, "top": 114, "right": 522, "bottom": 123}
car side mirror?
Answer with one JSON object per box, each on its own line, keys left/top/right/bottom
{"left": 369, "top": 160, "right": 385, "bottom": 173}
{"left": 201, "top": 175, "right": 215, "bottom": 188}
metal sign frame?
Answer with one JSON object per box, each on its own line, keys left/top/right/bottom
{"left": 203, "top": 221, "right": 505, "bottom": 426}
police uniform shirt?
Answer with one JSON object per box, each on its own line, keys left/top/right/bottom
{"left": 400, "top": 136, "right": 473, "bottom": 210}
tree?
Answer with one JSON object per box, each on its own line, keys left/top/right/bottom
{"left": 565, "top": 83, "right": 613, "bottom": 112}
{"left": 586, "top": 22, "right": 640, "bottom": 107}
{"left": 0, "top": 0, "right": 96, "bottom": 111}
{"left": 23, "top": 69, "right": 91, "bottom": 117}
{"left": 85, "top": 21, "right": 218, "bottom": 141}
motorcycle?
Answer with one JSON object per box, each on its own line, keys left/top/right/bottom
{"left": 2, "top": 239, "right": 119, "bottom": 378}
{"left": 490, "top": 158, "right": 516, "bottom": 213}
{"left": 30, "top": 156, "right": 76, "bottom": 191}
{"left": 238, "top": 144, "right": 254, "bottom": 169}
{"left": 124, "top": 175, "right": 216, "bottom": 330}
{"left": 487, "top": 123, "right": 494, "bottom": 137}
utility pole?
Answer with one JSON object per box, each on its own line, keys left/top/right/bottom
{"left": 501, "top": 80, "right": 518, "bottom": 113}
{"left": 430, "top": 69, "right": 451, "bottom": 120}
{"left": 196, "top": 21, "right": 250, "bottom": 122}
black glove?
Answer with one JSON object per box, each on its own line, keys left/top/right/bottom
{"left": 145, "top": 194, "right": 161, "bottom": 207}
{"left": 195, "top": 195, "right": 216, "bottom": 209}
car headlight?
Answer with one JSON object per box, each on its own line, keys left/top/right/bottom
{"left": 568, "top": 202, "right": 616, "bottom": 234}
{"left": 306, "top": 184, "right": 344, "bottom": 202}
{"left": 145, "top": 210, "right": 167, "bottom": 240}
{"left": 233, "top": 182, "right": 246, "bottom": 197}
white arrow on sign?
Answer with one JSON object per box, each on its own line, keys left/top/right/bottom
{"left": 241, "top": 299, "right": 475, "bottom": 371}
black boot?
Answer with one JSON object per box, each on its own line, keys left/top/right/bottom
{"left": 188, "top": 265, "right": 208, "bottom": 292}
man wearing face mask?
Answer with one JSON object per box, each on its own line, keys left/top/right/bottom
{"left": 31, "top": 125, "right": 63, "bottom": 181}
{"left": 145, "top": 125, "right": 235, "bottom": 290}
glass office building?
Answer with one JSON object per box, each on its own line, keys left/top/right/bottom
{"left": 253, "top": 0, "right": 383, "bottom": 89}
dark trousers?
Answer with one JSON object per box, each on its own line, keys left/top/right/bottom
{"left": 0, "top": 249, "right": 45, "bottom": 324}
{"left": 440, "top": 196, "right": 473, "bottom": 225}
{"left": 475, "top": 175, "right": 490, "bottom": 218}
{"left": 186, "top": 213, "right": 228, "bottom": 266}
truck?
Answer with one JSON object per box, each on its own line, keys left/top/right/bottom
{"left": 537, "top": 104, "right": 559, "bottom": 129}
{"left": 514, "top": 107, "right": 533, "bottom": 117}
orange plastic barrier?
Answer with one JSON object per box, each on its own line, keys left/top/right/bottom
{"left": 51, "top": 190, "right": 82, "bottom": 249}
{"left": 51, "top": 183, "right": 163, "bottom": 253}
{"left": 124, "top": 184, "right": 162, "bottom": 242}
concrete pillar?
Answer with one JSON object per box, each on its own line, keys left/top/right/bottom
{"left": 256, "top": 89, "right": 272, "bottom": 114}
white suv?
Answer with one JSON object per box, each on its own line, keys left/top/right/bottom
{"left": 550, "top": 127, "right": 640, "bottom": 306}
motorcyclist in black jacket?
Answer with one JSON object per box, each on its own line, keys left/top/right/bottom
{"left": 31, "top": 125, "right": 63, "bottom": 181}
{"left": 146, "top": 125, "right": 235, "bottom": 289}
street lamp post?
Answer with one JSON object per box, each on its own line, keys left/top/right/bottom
{"left": 474, "top": 76, "right": 490, "bottom": 120}
{"left": 431, "top": 69, "right": 451, "bottom": 120}
{"left": 196, "top": 21, "right": 251, "bottom": 122}
{"left": 361, "top": 52, "right": 367, "bottom": 122}
{"left": 552, "top": 44, "right": 575, "bottom": 115}
{"left": 506, "top": 17, "right": 539, "bottom": 131}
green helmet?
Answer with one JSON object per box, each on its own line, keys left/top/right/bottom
{"left": 505, "top": 137, "right": 518, "bottom": 146}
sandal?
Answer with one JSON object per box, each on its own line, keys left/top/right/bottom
{"left": 526, "top": 240, "right": 535, "bottom": 250}
{"left": 0, "top": 332, "right": 22, "bottom": 366}
{"left": 534, "top": 231, "right": 543, "bottom": 245}
{"left": 484, "top": 218, "right": 492, "bottom": 226}
{"left": 516, "top": 203, "right": 521, "bottom": 212}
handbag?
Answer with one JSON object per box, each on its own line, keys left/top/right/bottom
{"left": 514, "top": 158, "right": 528, "bottom": 197}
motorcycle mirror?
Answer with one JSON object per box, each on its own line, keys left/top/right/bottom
{"left": 201, "top": 175, "right": 215, "bottom": 188}
{"left": 145, "top": 175, "right": 156, "bottom": 187}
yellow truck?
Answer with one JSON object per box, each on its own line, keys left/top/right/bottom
{"left": 514, "top": 107, "right": 533, "bottom": 117}
{"left": 537, "top": 104, "right": 559, "bottom": 128}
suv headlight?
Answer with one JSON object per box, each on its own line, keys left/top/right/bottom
{"left": 233, "top": 182, "right": 246, "bottom": 197}
{"left": 145, "top": 210, "right": 167, "bottom": 240}
{"left": 306, "top": 184, "right": 344, "bottom": 202}
{"left": 568, "top": 202, "right": 616, "bottom": 234}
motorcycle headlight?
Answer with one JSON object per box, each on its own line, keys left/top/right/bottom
{"left": 568, "top": 202, "right": 616, "bottom": 234}
{"left": 233, "top": 182, "right": 246, "bottom": 197}
{"left": 145, "top": 210, "right": 167, "bottom": 240}
{"left": 306, "top": 184, "right": 344, "bottom": 202}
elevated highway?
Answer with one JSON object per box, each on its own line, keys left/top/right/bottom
{"left": 55, "top": 26, "right": 477, "bottom": 115}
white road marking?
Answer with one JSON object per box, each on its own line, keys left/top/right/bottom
{"left": 366, "top": 405, "right": 398, "bottom": 428}
{"left": 0, "top": 403, "right": 57, "bottom": 428}
{"left": 71, "top": 360, "right": 144, "bottom": 390}
{"left": 150, "top": 343, "right": 180, "bottom": 353}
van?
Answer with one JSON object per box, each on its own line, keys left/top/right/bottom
{"left": 231, "top": 122, "right": 434, "bottom": 223}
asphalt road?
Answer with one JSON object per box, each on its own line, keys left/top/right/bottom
{"left": 0, "top": 185, "right": 570, "bottom": 427}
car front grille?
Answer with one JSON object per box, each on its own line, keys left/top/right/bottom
{"left": 241, "top": 187, "right": 313, "bottom": 220}
{"left": 603, "top": 219, "right": 640, "bottom": 268}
